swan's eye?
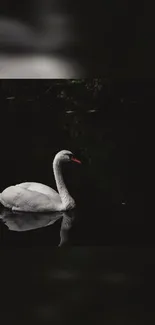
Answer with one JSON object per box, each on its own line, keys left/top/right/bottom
{"left": 68, "top": 154, "right": 73, "bottom": 159}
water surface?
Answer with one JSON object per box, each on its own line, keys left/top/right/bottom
{"left": 0, "top": 79, "right": 149, "bottom": 324}
{"left": 0, "top": 79, "right": 144, "bottom": 246}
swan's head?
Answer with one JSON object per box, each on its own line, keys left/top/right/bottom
{"left": 54, "top": 150, "right": 81, "bottom": 164}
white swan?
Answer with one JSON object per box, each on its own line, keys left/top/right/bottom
{"left": 0, "top": 150, "right": 81, "bottom": 213}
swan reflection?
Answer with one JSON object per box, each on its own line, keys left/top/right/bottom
{"left": 0, "top": 208, "right": 76, "bottom": 246}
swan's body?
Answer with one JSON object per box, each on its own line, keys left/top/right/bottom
{"left": 0, "top": 150, "right": 81, "bottom": 213}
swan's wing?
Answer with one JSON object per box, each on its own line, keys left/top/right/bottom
{"left": 1, "top": 186, "right": 62, "bottom": 212}
{"left": 16, "top": 182, "right": 58, "bottom": 196}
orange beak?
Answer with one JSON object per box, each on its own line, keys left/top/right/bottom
{"left": 71, "top": 157, "right": 81, "bottom": 164}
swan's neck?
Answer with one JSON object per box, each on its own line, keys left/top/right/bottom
{"left": 53, "top": 159, "right": 75, "bottom": 210}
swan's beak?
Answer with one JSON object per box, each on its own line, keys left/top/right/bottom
{"left": 71, "top": 157, "right": 81, "bottom": 164}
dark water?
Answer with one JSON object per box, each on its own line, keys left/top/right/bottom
{"left": 0, "top": 79, "right": 145, "bottom": 246}
{"left": 0, "top": 247, "right": 154, "bottom": 324}
{"left": 0, "top": 79, "right": 151, "bottom": 324}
